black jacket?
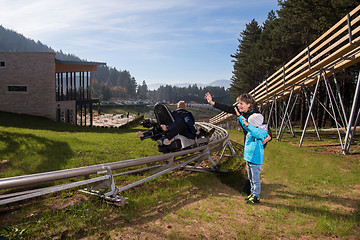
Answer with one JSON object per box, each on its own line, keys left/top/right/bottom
{"left": 213, "top": 102, "right": 272, "bottom": 146}
{"left": 176, "top": 109, "right": 197, "bottom": 137}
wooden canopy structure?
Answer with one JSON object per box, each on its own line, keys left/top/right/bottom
{"left": 210, "top": 5, "right": 360, "bottom": 154}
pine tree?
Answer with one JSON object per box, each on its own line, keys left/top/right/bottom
{"left": 230, "top": 19, "right": 262, "bottom": 98}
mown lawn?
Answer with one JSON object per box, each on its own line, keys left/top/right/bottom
{"left": 0, "top": 111, "right": 359, "bottom": 239}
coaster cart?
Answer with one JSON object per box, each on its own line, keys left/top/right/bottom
{"left": 140, "top": 103, "right": 210, "bottom": 153}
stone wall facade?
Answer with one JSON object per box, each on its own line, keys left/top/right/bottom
{"left": 0, "top": 52, "right": 57, "bottom": 121}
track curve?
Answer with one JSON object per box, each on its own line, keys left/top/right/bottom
{"left": 0, "top": 123, "right": 230, "bottom": 205}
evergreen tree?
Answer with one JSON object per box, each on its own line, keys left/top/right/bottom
{"left": 101, "top": 84, "right": 112, "bottom": 101}
{"left": 276, "top": 0, "right": 360, "bottom": 60}
{"left": 230, "top": 0, "right": 360, "bottom": 99}
{"left": 257, "top": 11, "right": 282, "bottom": 76}
{"left": 230, "top": 19, "right": 262, "bottom": 98}
{"left": 137, "top": 80, "right": 148, "bottom": 99}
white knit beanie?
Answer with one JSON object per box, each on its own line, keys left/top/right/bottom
{"left": 248, "top": 113, "right": 264, "bottom": 128}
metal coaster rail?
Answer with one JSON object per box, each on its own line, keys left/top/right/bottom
{"left": 0, "top": 122, "right": 235, "bottom": 206}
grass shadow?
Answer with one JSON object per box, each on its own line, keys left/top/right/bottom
{"left": 261, "top": 182, "right": 359, "bottom": 222}
{"left": 215, "top": 170, "right": 247, "bottom": 194}
{"left": 0, "top": 131, "right": 74, "bottom": 175}
{"left": 214, "top": 140, "right": 247, "bottom": 194}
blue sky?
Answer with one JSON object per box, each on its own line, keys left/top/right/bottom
{"left": 0, "top": 0, "right": 279, "bottom": 87}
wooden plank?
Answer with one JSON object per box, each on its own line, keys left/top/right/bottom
{"left": 253, "top": 8, "right": 360, "bottom": 103}
{"left": 215, "top": 5, "right": 360, "bottom": 123}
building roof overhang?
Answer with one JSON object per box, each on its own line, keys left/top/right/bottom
{"left": 55, "top": 59, "right": 106, "bottom": 73}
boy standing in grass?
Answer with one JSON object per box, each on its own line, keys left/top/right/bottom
{"left": 235, "top": 109, "right": 267, "bottom": 204}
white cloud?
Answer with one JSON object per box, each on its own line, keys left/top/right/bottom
{"left": 0, "top": 0, "right": 279, "bottom": 84}
{"left": 1, "top": 0, "right": 265, "bottom": 39}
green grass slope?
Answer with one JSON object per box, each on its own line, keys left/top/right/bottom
{"left": 0, "top": 112, "right": 359, "bottom": 239}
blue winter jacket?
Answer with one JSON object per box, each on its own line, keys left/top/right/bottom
{"left": 238, "top": 115, "right": 267, "bottom": 165}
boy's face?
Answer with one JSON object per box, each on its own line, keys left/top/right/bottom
{"left": 237, "top": 100, "right": 250, "bottom": 113}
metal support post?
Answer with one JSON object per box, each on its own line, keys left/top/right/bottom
{"left": 311, "top": 92, "right": 344, "bottom": 128}
{"left": 217, "top": 139, "right": 236, "bottom": 167}
{"left": 287, "top": 94, "right": 299, "bottom": 135}
{"left": 325, "top": 76, "right": 346, "bottom": 128}
{"left": 267, "top": 98, "right": 275, "bottom": 126}
{"left": 332, "top": 71, "right": 348, "bottom": 125}
{"left": 207, "top": 155, "right": 218, "bottom": 168}
{"left": 323, "top": 72, "right": 345, "bottom": 149}
{"left": 274, "top": 96, "right": 278, "bottom": 137}
{"left": 150, "top": 156, "right": 174, "bottom": 174}
{"left": 278, "top": 94, "right": 298, "bottom": 141}
{"left": 277, "top": 88, "right": 294, "bottom": 141}
{"left": 278, "top": 104, "right": 294, "bottom": 139}
{"left": 303, "top": 81, "right": 344, "bottom": 129}
{"left": 343, "top": 71, "right": 360, "bottom": 154}
{"left": 300, "top": 74, "right": 321, "bottom": 147}
{"left": 303, "top": 90, "right": 321, "bottom": 140}
{"left": 345, "top": 108, "right": 360, "bottom": 153}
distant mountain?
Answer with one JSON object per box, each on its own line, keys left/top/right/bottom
{"left": 208, "top": 79, "right": 231, "bottom": 89}
{"left": 148, "top": 79, "right": 231, "bottom": 90}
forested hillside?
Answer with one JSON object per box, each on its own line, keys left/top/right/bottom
{"left": 230, "top": 0, "right": 360, "bottom": 96}
{"left": 0, "top": 25, "right": 139, "bottom": 99}
{"left": 3, "top": 0, "right": 359, "bottom": 109}
{"left": 148, "top": 84, "right": 232, "bottom": 104}
{"left": 0, "top": 25, "right": 232, "bottom": 103}
{"left": 0, "top": 25, "right": 85, "bottom": 63}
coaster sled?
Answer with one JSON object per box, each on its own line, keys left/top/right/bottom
{"left": 143, "top": 103, "right": 210, "bottom": 153}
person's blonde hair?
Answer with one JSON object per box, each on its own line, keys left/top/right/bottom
{"left": 177, "top": 100, "right": 186, "bottom": 109}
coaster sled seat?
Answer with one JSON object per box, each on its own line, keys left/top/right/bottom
{"left": 154, "top": 103, "right": 209, "bottom": 153}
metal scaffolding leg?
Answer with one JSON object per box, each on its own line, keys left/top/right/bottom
{"left": 300, "top": 74, "right": 321, "bottom": 147}
{"left": 304, "top": 83, "right": 344, "bottom": 130}
{"left": 345, "top": 107, "right": 360, "bottom": 153}
{"left": 332, "top": 71, "right": 348, "bottom": 126}
{"left": 278, "top": 94, "right": 299, "bottom": 141}
{"left": 323, "top": 72, "right": 345, "bottom": 150}
{"left": 267, "top": 98, "right": 276, "bottom": 126}
{"left": 277, "top": 88, "right": 294, "bottom": 141}
{"left": 274, "top": 96, "right": 278, "bottom": 137}
{"left": 287, "top": 94, "right": 299, "bottom": 134}
{"left": 218, "top": 139, "right": 236, "bottom": 164}
{"left": 303, "top": 90, "right": 321, "bottom": 141}
{"left": 328, "top": 72, "right": 346, "bottom": 128}
{"left": 343, "top": 71, "right": 360, "bottom": 154}
{"left": 186, "top": 146, "right": 229, "bottom": 173}
{"left": 284, "top": 97, "right": 295, "bottom": 136}
{"left": 277, "top": 104, "right": 293, "bottom": 139}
